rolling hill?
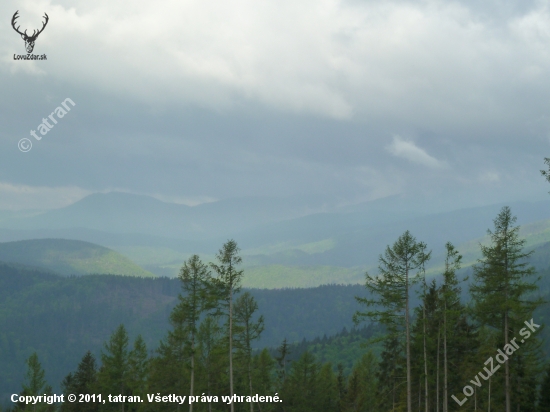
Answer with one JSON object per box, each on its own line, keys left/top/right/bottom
{"left": 0, "top": 239, "right": 155, "bottom": 277}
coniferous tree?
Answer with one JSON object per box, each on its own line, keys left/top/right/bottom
{"left": 147, "top": 328, "right": 188, "bottom": 412}
{"left": 411, "top": 279, "right": 439, "bottom": 412}
{"left": 538, "top": 363, "right": 550, "bottom": 411}
{"left": 280, "top": 352, "right": 317, "bottom": 412}
{"left": 342, "top": 352, "right": 378, "bottom": 412}
{"left": 13, "top": 353, "right": 55, "bottom": 412}
{"left": 197, "top": 315, "right": 225, "bottom": 412}
{"left": 171, "top": 255, "right": 213, "bottom": 412}
{"left": 234, "top": 292, "right": 265, "bottom": 412}
{"left": 375, "top": 334, "right": 405, "bottom": 411}
{"left": 252, "top": 349, "right": 276, "bottom": 412}
{"left": 316, "top": 363, "right": 338, "bottom": 412}
{"left": 470, "top": 206, "right": 544, "bottom": 412}
{"left": 281, "top": 352, "right": 337, "bottom": 412}
{"left": 473, "top": 326, "right": 499, "bottom": 411}
{"left": 97, "top": 325, "right": 129, "bottom": 412}
{"left": 336, "top": 364, "right": 346, "bottom": 412}
{"left": 354, "top": 231, "right": 430, "bottom": 412}
{"left": 512, "top": 353, "right": 538, "bottom": 412}
{"left": 439, "top": 242, "right": 462, "bottom": 412}
{"left": 341, "top": 366, "right": 356, "bottom": 412}
{"left": 127, "top": 336, "right": 148, "bottom": 412}
{"left": 210, "top": 239, "right": 244, "bottom": 412}
{"left": 418, "top": 243, "right": 431, "bottom": 412}
{"left": 275, "top": 339, "right": 291, "bottom": 386}
{"left": 61, "top": 351, "right": 98, "bottom": 412}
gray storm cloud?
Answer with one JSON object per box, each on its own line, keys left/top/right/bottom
{"left": 1, "top": 0, "right": 550, "bottom": 209}
{"left": 4, "top": 0, "right": 550, "bottom": 122}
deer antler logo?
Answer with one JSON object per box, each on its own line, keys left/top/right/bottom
{"left": 11, "top": 11, "right": 49, "bottom": 54}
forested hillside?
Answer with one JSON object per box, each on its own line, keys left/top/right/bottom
{"left": 0, "top": 239, "right": 154, "bottom": 277}
{"left": 0, "top": 262, "right": 365, "bottom": 402}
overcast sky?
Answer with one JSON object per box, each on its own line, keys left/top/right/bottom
{"left": 1, "top": 0, "right": 550, "bottom": 210}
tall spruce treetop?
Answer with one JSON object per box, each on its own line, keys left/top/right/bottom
{"left": 172, "top": 254, "right": 213, "bottom": 331}
{"left": 127, "top": 335, "right": 148, "bottom": 406}
{"left": 98, "top": 324, "right": 129, "bottom": 412}
{"left": 354, "top": 231, "right": 430, "bottom": 336}
{"left": 354, "top": 230, "right": 430, "bottom": 412}
{"left": 171, "top": 254, "right": 213, "bottom": 357}
{"left": 470, "top": 206, "right": 542, "bottom": 412}
{"left": 14, "top": 353, "right": 55, "bottom": 412}
{"left": 441, "top": 242, "right": 462, "bottom": 309}
{"left": 171, "top": 254, "right": 213, "bottom": 412}
{"left": 440, "top": 242, "right": 464, "bottom": 412}
{"left": 275, "top": 338, "right": 291, "bottom": 384}
{"left": 210, "top": 239, "right": 244, "bottom": 412}
{"left": 210, "top": 239, "right": 244, "bottom": 300}
{"left": 470, "top": 206, "right": 540, "bottom": 329}
{"left": 23, "top": 353, "right": 51, "bottom": 398}
{"left": 234, "top": 292, "right": 265, "bottom": 356}
{"left": 61, "top": 351, "right": 98, "bottom": 412}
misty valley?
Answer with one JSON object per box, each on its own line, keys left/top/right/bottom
{"left": 1, "top": 194, "right": 550, "bottom": 412}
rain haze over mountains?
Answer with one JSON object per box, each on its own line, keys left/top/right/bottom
{"left": 2, "top": 0, "right": 550, "bottom": 280}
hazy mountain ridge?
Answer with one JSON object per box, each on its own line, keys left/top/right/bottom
{"left": 0, "top": 192, "right": 335, "bottom": 240}
{"left": 239, "top": 200, "right": 550, "bottom": 265}
{"left": 1, "top": 192, "right": 550, "bottom": 285}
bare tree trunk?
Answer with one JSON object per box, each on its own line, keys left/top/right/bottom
{"left": 393, "top": 381, "right": 395, "bottom": 412}
{"left": 504, "top": 237, "right": 510, "bottom": 412}
{"left": 248, "top": 353, "right": 254, "bottom": 412}
{"left": 443, "top": 301, "right": 448, "bottom": 412}
{"left": 121, "top": 381, "right": 125, "bottom": 412}
{"left": 423, "top": 295, "right": 429, "bottom": 412}
{"left": 206, "top": 363, "right": 213, "bottom": 412}
{"left": 406, "top": 264, "right": 412, "bottom": 412}
{"left": 229, "top": 286, "right": 234, "bottom": 412}
{"left": 208, "top": 378, "right": 213, "bottom": 412}
{"left": 505, "top": 310, "right": 510, "bottom": 412}
{"left": 419, "top": 377, "right": 421, "bottom": 411}
{"left": 488, "top": 377, "right": 491, "bottom": 412}
{"left": 190, "top": 333, "right": 194, "bottom": 412}
{"left": 436, "top": 322, "right": 440, "bottom": 412}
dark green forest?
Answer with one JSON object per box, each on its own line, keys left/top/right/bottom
{"left": 4, "top": 206, "right": 550, "bottom": 412}
{"left": 0, "top": 262, "right": 366, "bottom": 402}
